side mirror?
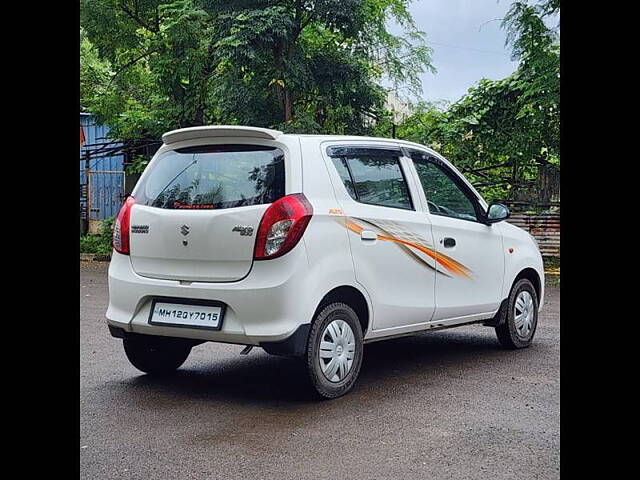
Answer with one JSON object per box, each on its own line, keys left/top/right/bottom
{"left": 485, "top": 202, "right": 510, "bottom": 224}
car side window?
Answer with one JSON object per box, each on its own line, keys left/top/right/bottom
{"left": 410, "top": 151, "right": 479, "bottom": 222}
{"left": 328, "top": 147, "right": 413, "bottom": 210}
{"left": 331, "top": 157, "right": 357, "bottom": 200}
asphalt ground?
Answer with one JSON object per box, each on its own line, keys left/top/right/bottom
{"left": 80, "top": 261, "right": 559, "bottom": 479}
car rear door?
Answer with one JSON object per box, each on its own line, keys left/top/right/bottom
{"left": 128, "top": 143, "right": 288, "bottom": 282}
{"left": 322, "top": 142, "right": 437, "bottom": 332}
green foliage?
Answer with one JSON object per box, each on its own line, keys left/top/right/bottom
{"left": 126, "top": 154, "right": 150, "bottom": 174}
{"left": 80, "top": 0, "right": 434, "bottom": 140}
{"left": 100, "top": 217, "right": 115, "bottom": 237}
{"left": 80, "top": 0, "right": 559, "bottom": 207}
{"left": 80, "top": 217, "right": 114, "bottom": 256}
{"left": 543, "top": 255, "right": 560, "bottom": 287}
{"left": 81, "top": 0, "right": 215, "bottom": 140}
{"left": 395, "top": 0, "right": 559, "bottom": 203}
{"left": 80, "top": 27, "right": 112, "bottom": 110}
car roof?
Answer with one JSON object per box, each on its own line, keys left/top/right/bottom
{"left": 162, "top": 125, "right": 433, "bottom": 153}
{"left": 293, "top": 133, "right": 430, "bottom": 150}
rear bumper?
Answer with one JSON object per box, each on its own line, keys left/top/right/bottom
{"left": 108, "top": 324, "right": 205, "bottom": 346}
{"left": 109, "top": 323, "right": 311, "bottom": 357}
{"left": 106, "top": 246, "right": 312, "bottom": 346}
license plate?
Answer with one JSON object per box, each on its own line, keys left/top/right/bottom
{"left": 149, "top": 299, "right": 225, "bottom": 330}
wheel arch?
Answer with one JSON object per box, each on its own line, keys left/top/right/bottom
{"left": 313, "top": 285, "right": 370, "bottom": 336}
{"left": 513, "top": 267, "right": 542, "bottom": 301}
{"left": 502, "top": 250, "right": 545, "bottom": 311}
{"left": 486, "top": 266, "right": 543, "bottom": 328}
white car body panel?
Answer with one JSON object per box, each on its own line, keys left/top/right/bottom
{"left": 107, "top": 129, "right": 544, "bottom": 348}
{"left": 129, "top": 203, "right": 267, "bottom": 282}
{"left": 499, "top": 221, "right": 545, "bottom": 309}
{"left": 427, "top": 214, "right": 505, "bottom": 320}
{"left": 317, "top": 139, "right": 437, "bottom": 333}
{"left": 397, "top": 146, "right": 505, "bottom": 320}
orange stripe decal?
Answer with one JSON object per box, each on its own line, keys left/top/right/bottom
{"left": 345, "top": 219, "right": 365, "bottom": 235}
{"left": 342, "top": 217, "right": 472, "bottom": 279}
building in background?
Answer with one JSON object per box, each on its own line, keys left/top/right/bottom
{"left": 385, "top": 90, "right": 412, "bottom": 127}
{"left": 362, "top": 90, "right": 413, "bottom": 135}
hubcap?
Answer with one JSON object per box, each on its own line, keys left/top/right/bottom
{"left": 319, "top": 319, "right": 356, "bottom": 382}
{"left": 514, "top": 291, "right": 535, "bottom": 338}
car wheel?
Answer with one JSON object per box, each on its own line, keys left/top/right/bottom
{"left": 495, "top": 278, "right": 539, "bottom": 349}
{"left": 305, "top": 302, "right": 364, "bottom": 399}
{"left": 123, "top": 337, "right": 192, "bottom": 375}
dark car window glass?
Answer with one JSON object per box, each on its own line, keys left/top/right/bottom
{"left": 413, "top": 158, "right": 478, "bottom": 221}
{"left": 136, "top": 145, "right": 285, "bottom": 210}
{"left": 331, "top": 157, "right": 357, "bottom": 199}
{"left": 344, "top": 153, "right": 412, "bottom": 210}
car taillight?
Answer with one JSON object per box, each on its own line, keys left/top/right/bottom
{"left": 254, "top": 193, "right": 313, "bottom": 260}
{"left": 113, "top": 196, "right": 136, "bottom": 255}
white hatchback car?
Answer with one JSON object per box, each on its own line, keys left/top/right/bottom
{"left": 107, "top": 125, "right": 544, "bottom": 398}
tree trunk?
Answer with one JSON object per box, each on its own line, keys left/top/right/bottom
{"left": 194, "top": 106, "right": 205, "bottom": 126}
{"left": 511, "top": 158, "right": 518, "bottom": 199}
{"left": 273, "top": 44, "right": 288, "bottom": 123}
{"left": 273, "top": 40, "right": 295, "bottom": 123}
{"left": 284, "top": 41, "right": 297, "bottom": 123}
{"left": 283, "top": 89, "right": 293, "bottom": 122}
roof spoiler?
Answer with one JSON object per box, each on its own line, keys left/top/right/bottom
{"left": 162, "top": 125, "right": 283, "bottom": 145}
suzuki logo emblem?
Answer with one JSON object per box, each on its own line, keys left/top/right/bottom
{"left": 180, "top": 224, "right": 190, "bottom": 236}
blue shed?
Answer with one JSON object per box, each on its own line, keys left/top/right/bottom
{"left": 80, "top": 113, "right": 126, "bottom": 222}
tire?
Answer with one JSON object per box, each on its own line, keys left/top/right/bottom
{"left": 123, "top": 337, "right": 192, "bottom": 375}
{"left": 305, "top": 302, "right": 364, "bottom": 399}
{"left": 495, "top": 278, "right": 539, "bottom": 349}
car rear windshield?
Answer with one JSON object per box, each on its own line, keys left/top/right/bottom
{"left": 135, "top": 145, "right": 285, "bottom": 210}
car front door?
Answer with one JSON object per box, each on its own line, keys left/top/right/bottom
{"left": 322, "top": 143, "right": 437, "bottom": 333}
{"left": 405, "top": 148, "right": 505, "bottom": 321}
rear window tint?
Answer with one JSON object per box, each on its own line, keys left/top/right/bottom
{"left": 328, "top": 147, "right": 413, "bottom": 210}
{"left": 136, "top": 145, "right": 285, "bottom": 210}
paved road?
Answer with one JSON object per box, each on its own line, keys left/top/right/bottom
{"left": 80, "top": 262, "right": 559, "bottom": 480}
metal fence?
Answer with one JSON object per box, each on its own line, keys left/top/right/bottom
{"left": 508, "top": 212, "right": 560, "bottom": 257}
{"left": 87, "top": 170, "right": 126, "bottom": 220}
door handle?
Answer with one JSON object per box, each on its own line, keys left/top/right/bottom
{"left": 361, "top": 230, "right": 377, "bottom": 241}
{"left": 441, "top": 237, "right": 456, "bottom": 248}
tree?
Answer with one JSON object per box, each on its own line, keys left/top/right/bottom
{"left": 80, "top": 27, "right": 112, "bottom": 111}
{"left": 81, "top": 0, "right": 216, "bottom": 140}
{"left": 396, "top": 0, "right": 559, "bottom": 203}
{"left": 80, "top": 0, "right": 434, "bottom": 139}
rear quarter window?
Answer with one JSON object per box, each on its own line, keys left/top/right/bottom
{"left": 136, "top": 145, "right": 285, "bottom": 209}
